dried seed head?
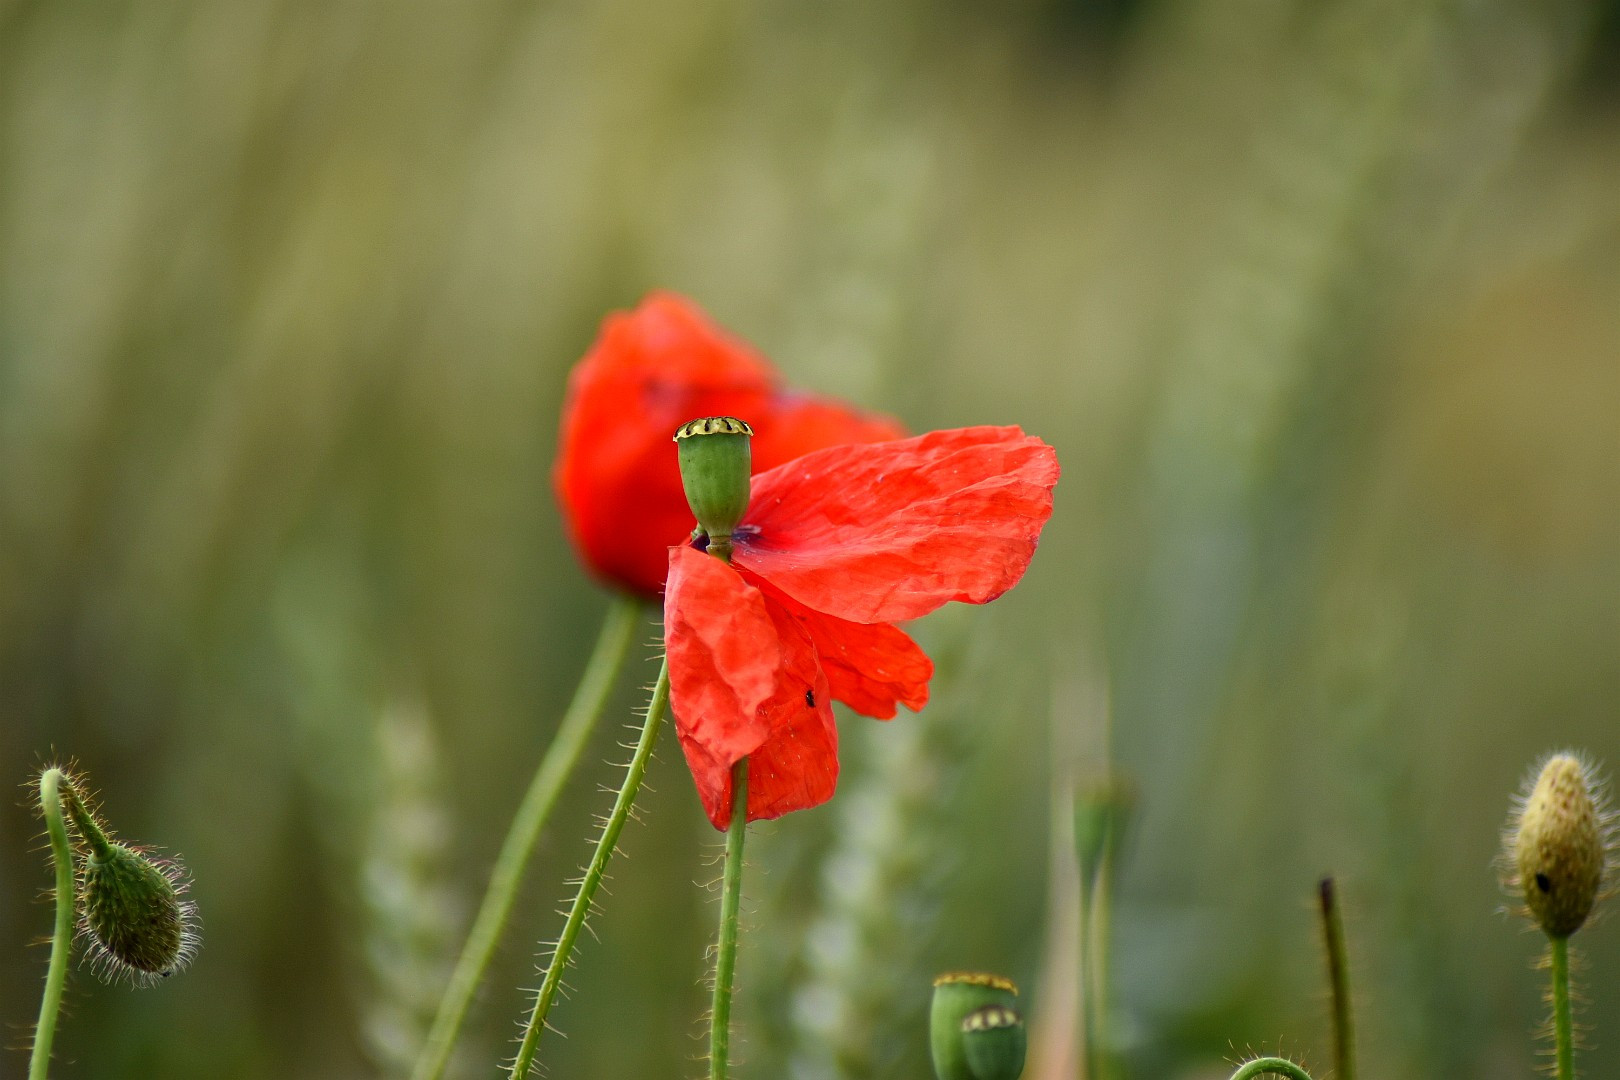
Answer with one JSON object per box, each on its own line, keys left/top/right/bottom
{"left": 1504, "top": 752, "right": 1616, "bottom": 938}
{"left": 80, "top": 842, "right": 198, "bottom": 982}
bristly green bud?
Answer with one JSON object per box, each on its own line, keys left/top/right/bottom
{"left": 58, "top": 776, "right": 199, "bottom": 983}
{"left": 674, "top": 416, "right": 753, "bottom": 560}
{"left": 1504, "top": 751, "right": 1616, "bottom": 938}
{"left": 931, "top": 972, "right": 1020, "bottom": 1080}
{"left": 960, "top": 1003, "right": 1027, "bottom": 1080}
{"left": 81, "top": 843, "right": 197, "bottom": 981}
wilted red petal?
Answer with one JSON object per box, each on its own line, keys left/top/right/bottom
{"left": 667, "top": 547, "right": 839, "bottom": 827}
{"left": 554, "top": 292, "right": 901, "bottom": 597}
{"left": 665, "top": 545, "right": 780, "bottom": 777}
{"left": 730, "top": 599, "right": 838, "bottom": 825}
{"left": 745, "top": 571, "right": 931, "bottom": 719}
{"left": 734, "top": 426, "right": 1059, "bottom": 624}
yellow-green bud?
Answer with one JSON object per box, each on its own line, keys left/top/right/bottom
{"left": 674, "top": 416, "right": 753, "bottom": 560}
{"left": 931, "top": 972, "right": 1021, "bottom": 1080}
{"left": 1506, "top": 752, "right": 1614, "bottom": 938}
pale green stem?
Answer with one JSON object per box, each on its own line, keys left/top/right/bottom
{"left": 1228, "top": 1058, "right": 1315, "bottom": 1080}
{"left": 507, "top": 655, "right": 671, "bottom": 1079}
{"left": 413, "top": 596, "right": 642, "bottom": 1080}
{"left": 1549, "top": 934, "right": 1574, "bottom": 1080}
{"left": 1317, "top": 878, "right": 1355, "bottom": 1080}
{"left": 1082, "top": 846, "right": 1115, "bottom": 1080}
{"left": 709, "top": 757, "right": 749, "bottom": 1080}
{"left": 30, "top": 769, "right": 76, "bottom": 1080}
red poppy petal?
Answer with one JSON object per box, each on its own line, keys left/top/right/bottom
{"left": 667, "top": 553, "right": 840, "bottom": 827}
{"left": 554, "top": 293, "right": 903, "bottom": 597}
{"left": 734, "top": 600, "right": 839, "bottom": 824}
{"left": 665, "top": 545, "right": 780, "bottom": 783}
{"left": 754, "top": 392, "right": 905, "bottom": 465}
{"left": 743, "top": 572, "right": 931, "bottom": 719}
{"left": 733, "top": 426, "right": 1059, "bottom": 624}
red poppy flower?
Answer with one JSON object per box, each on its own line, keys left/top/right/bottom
{"left": 554, "top": 292, "right": 903, "bottom": 597}
{"left": 664, "top": 426, "right": 1060, "bottom": 827}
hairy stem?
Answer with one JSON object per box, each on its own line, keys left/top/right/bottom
{"left": 414, "top": 597, "right": 642, "bottom": 1080}
{"left": 1317, "top": 878, "right": 1355, "bottom": 1080}
{"left": 1549, "top": 934, "right": 1574, "bottom": 1080}
{"left": 1228, "top": 1058, "right": 1316, "bottom": 1080}
{"left": 709, "top": 757, "right": 749, "bottom": 1080}
{"left": 507, "top": 655, "right": 670, "bottom": 1079}
{"left": 31, "top": 769, "right": 76, "bottom": 1080}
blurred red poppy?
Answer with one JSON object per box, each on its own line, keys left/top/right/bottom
{"left": 554, "top": 292, "right": 902, "bottom": 597}
{"left": 664, "top": 426, "right": 1060, "bottom": 827}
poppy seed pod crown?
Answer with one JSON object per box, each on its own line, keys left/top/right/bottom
{"left": 675, "top": 417, "right": 754, "bottom": 560}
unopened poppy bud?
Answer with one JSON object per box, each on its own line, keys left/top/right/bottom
{"left": 674, "top": 416, "right": 753, "bottom": 560}
{"left": 81, "top": 843, "right": 195, "bottom": 979}
{"left": 931, "top": 972, "right": 1020, "bottom": 1080}
{"left": 61, "top": 781, "right": 198, "bottom": 982}
{"left": 1505, "top": 752, "right": 1614, "bottom": 938}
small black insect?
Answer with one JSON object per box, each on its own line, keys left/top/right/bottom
{"left": 805, "top": 689, "right": 816, "bottom": 708}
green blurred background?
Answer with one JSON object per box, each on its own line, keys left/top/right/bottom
{"left": 3, "top": 1, "right": 1618, "bottom": 1077}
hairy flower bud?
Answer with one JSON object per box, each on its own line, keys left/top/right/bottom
{"left": 81, "top": 843, "right": 196, "bottom": 979}
{"left": 59, "top": 778, "right": 198, "bottom": 982}
{"left": 674, "top": 416, "right": 753, "bottom": 559}
{"left": 1505, "top": 752, "right": 1615, "bottom": 938}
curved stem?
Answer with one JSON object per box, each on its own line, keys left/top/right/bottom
{"left": 31, "top": 769, "right": 77, "bottom": 1080}
{"left": 1549, "top": 934, "right": 1574, "bottom": 1080}
{"left": 1317, "top": 878, "right": 1355, "bottom": 1080}
{"left": 508, "top": 655, "right": 671, "bottom": 1079}
{"left": 1228, "top": 1057, "right": 1316, "bottom": 1080}
{"left": 709, "top": 757, "right": 749, "bottom": 1080}
{"left": 413, "top": 596, "right": 642, "bottom": 1080}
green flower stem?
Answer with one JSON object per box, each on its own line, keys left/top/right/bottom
{"left": 507, "top": 653, "right": 671, "bottom": 1079}
{"left": 1316, "top": 878, "right": 1355, "bottom": 1080}
{"left": 414, "top": 596, "right": 642, "bottom": 1080}
{"left": 1549, "top": 934, "right": 1574, "bottom": 1080}
{"left": 1227, "top": 1058, "right": 1315, "bottom": 1080}
{"left": 31, "top": 768, "right": 76, "bottom": 1080}
{"left": 709, "top": 757, "right": 749, "bottom": 1080}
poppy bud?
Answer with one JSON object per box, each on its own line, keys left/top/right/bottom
{"left": 1506, "top": 752, "right": 1614, "bottom": 938}
{"left": 61, "top": 782, "right": 198, "bottom": 981}
{"left": 674, "top": 416, "right": 753, "bottom": 560}
{"left": 931, "top": 972, "right": 1021, "bottom": 1080}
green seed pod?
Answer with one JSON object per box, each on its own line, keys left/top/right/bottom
{"left": 674, "top": 416, "right": 753, "bottom": 559}
{"left": 81, "top": 842, "right": 197, "bottom": 981}
{"left": 931, "top": 972, "right": 1019, "bottom": 1080}
{"left": 1505, "top": 752, "right": 1615, "bottom": 938}
{"left": 960, "top": 1003, "right": 1027, "bottom": 1080}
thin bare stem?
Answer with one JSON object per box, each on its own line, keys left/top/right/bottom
{"left": 414, "top": 596, "right": 642, "bottom": 1080}
{"left": 709, "top": 757, "right": 749, "bottom": 1080}
{"left": 1317, "top": 878, "right": 1355, "bottom": 1080}
{"left": 507, "top": 655, "right": 670, "bottom": 1079}
{"left": 1549, "top": 934, "right": 1574, "bottom": 1080}
{"left": 30, "top": 769, "right": 76, "bottom": 1080}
